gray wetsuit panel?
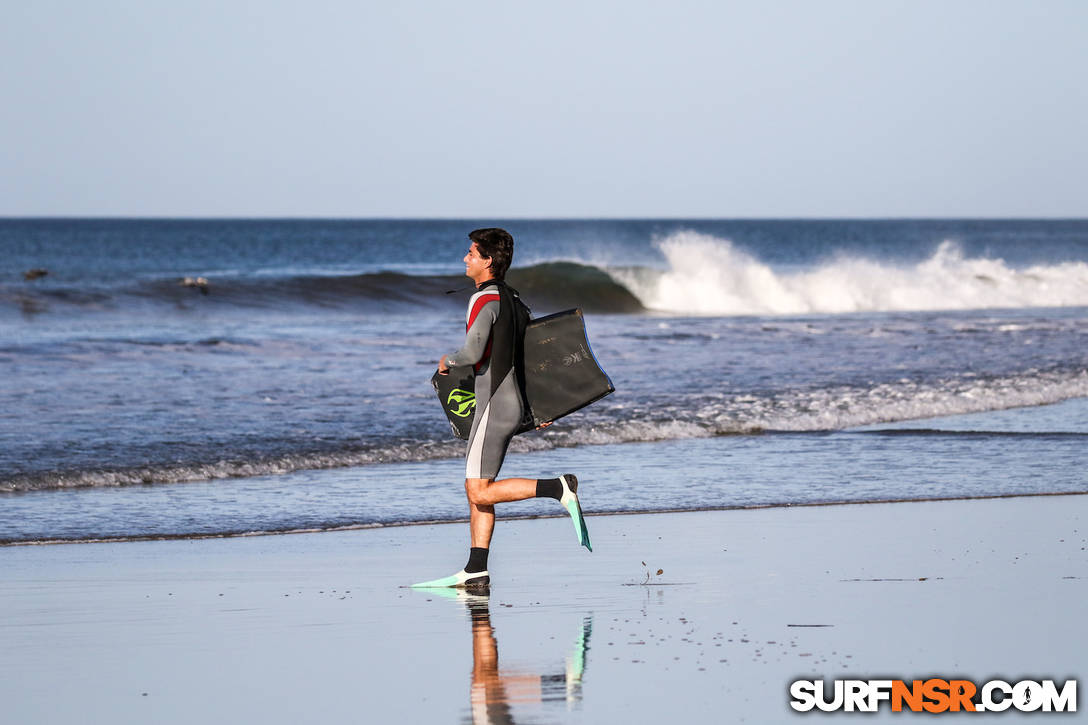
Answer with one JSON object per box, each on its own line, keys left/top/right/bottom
{"left": 446, "top": 280, "right": 527, "bottom": 479}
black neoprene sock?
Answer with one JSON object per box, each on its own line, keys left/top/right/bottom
{"left": 535, "top": 478, "right": 563, "bottom": 501}
{"left": 465, "top": 547, "right": 489, "bottom": 574}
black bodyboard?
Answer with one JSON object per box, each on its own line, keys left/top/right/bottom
{"left": 432, "top": 365, "right": 479, "bottom": 440}
{"left": 432, "top": 308, "right": 614, "bottom": 440}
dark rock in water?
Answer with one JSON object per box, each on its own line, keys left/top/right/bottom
{"left": 24, "top": 268, "right": 48, "bottom": 281}
{"left": 180, "top": 276, "right": 210, "bottom": 295}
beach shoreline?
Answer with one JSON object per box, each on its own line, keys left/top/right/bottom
{"left": 5, "top": 488, "right": 1086, "bottom": 547}
{"left": 6, "top": 395, "right": 1088, "bottom": 546}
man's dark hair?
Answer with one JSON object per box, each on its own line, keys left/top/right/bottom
{"left": 469, "top": 228, "right": 514, "bottom": 279}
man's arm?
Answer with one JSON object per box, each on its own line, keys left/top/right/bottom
{"left": 442, "top": 296, "right": 500, "bottom": 369}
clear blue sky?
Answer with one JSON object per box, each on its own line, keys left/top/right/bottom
{"left": 2, "top": 1, "right": 1085, "bottom": 217}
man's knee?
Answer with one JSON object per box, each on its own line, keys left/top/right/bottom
{"left": 464, "top": 477, "right": 492, "bottom": 504}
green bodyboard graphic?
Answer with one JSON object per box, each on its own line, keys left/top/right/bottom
{"left": 446, "top": 388, "right": 476, "bottom": 418}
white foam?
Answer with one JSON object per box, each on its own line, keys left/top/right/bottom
{"left": 524, "top": 369, "right": 1088, "bottom": 444}
{"left": 735, "top": 370, "right": 1088, "bottom": 432}
{"left": 10, "top": 370, "right": 1085, "bottom": 492}
{"left": 608, "top": 231, "right": 1088, "bottom": 315}
{"left": 2, "top": 440, "right": 464, "bottom": 493}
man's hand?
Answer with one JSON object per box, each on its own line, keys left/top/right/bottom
{"left": 535, "top": 421, "right": 553, "bottom": 431}
{"left": 438, "top": 354, "right": 450, "bottom": 375}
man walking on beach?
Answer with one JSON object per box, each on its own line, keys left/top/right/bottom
{"left": 412, "top": 228, "right": 592, "bottom": 589}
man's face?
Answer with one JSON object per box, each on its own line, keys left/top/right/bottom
{"left": 464, "top": 243, "right": 492, "bottom": 282}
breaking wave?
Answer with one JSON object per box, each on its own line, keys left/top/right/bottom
{"left": 607, "top": 231, "right": 1088, "bottom": 315}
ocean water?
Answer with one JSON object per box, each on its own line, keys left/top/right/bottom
{"left": 2, "top": 219, "right": 1086, "bottom": 543}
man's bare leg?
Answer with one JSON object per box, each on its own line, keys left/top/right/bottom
{"left": 466, "top": 477, "right": 537, "bottom": 549}
{"left": 410, "top": 475, "right": 586, "bottom": 588}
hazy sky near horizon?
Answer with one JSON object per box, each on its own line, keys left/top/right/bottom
{"left": 2, "top": 1, "right": 1086, "bottom": 218}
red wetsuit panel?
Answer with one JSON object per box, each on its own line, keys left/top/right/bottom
{"left": 468, "top": 293, "right": 500, "bottom": 373}
{"left": 467, "top": 293, "right": 500, "bottom": 330}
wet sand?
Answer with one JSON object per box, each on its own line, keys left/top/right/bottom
{"left": 2, "top": 494, "right": 1085, "bottom": 723}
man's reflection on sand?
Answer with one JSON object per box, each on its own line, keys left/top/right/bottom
{"left": 439, "top": 587, "right": 592, "bottom": 724}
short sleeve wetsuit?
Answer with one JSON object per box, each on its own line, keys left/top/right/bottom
{"left": 446, "top": 279, "right": 529, "bottom": 479}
